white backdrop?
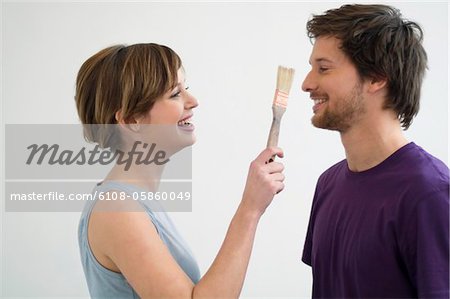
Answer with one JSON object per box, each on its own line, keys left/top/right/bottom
{"left": 1, "top": 1, "right": 448, "bottom": 298}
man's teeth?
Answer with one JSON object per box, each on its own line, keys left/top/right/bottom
{"left": 178, "top": 118, "right": 192, "bottom": 126}
{"left": 313, "top": 99, "right": 327, "bottom": 105}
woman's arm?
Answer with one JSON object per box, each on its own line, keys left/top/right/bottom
{"left": 89, "top": 147, "right": 285, "bottom": 299}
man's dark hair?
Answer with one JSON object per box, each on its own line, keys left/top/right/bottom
{"left": 306, "top": 4, "right": 427, "bottom": 129}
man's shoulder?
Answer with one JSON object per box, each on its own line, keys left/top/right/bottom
{"left": 386, "top": 143, "right": 449, "bottom": 202}
{"left": 402, "top": 143, "right": 449, "bottom": 185}
{"left": 317, "top": 159, "right": 347, "bottom": 184}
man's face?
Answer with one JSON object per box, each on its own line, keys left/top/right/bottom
{"left": 302, "top": 36, "right": 367, "bottom": 132}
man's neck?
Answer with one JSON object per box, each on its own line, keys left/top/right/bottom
{"left": 340, "top": 118, "right": 408, "bottom": 172}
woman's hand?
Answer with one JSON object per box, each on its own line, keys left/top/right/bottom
{"left": 240, "top": 147, "right": 285, "bottom": 217}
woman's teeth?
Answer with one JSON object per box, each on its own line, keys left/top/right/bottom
{"left": 178, "top": 117, "right": 192, "bottom": 126}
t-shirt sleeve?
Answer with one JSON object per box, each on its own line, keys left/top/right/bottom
{"left": 302, "top": 222, "right": 313, "bottom": 266}
{"left": 302, "top": 183, "right": 322, "bottom": 267}
{"left": 400, "top": 187, "right": 449, "bottom": 298}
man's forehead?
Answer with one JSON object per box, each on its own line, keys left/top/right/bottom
{"left": 309, "top": 36, "right": 345, "bottom": 64}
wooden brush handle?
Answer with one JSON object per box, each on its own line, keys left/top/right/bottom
{"left": 267, "top": 105, "right": 286, "bottom": 148}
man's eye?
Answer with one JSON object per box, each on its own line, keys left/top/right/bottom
{"left": 319, "top": 67, "right": 329, "bottom": 73}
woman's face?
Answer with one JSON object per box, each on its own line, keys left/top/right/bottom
{"left": 139, "top": 68, "right": 199, "bottom": 151}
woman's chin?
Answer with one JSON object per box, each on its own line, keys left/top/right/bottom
{"left": 176, "top": 127, "right": 196, "bottom": 144}
{"left": 179, "top": 135, "right": 196, "bottom": 149}
{"left": 163, "top": 135, "right": 195, "bottom": 157}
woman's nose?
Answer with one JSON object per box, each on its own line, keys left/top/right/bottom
{"left": 185, "top": 91, "right": 198, "bottom": 109}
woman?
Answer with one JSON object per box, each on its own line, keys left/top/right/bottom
{"left": 76, "top": 43, "right": 285, "bottom": 298}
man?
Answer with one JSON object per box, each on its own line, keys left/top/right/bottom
{"left": 301, "top": 4, "right": 449, "bottom": 298}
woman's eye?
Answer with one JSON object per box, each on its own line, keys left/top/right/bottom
{"left": 170, "top": 91, "right": 181, "bottom": 98}
{"left": 170, "top": 86, "right": 189, "bottom": 98}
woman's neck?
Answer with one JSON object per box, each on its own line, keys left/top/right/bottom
{"left": 104, "top": 163, "right": 165, "bottom": 191}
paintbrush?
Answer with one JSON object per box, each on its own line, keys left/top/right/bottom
{"left": 266, "top": 66, "right": 295, "bottom": 161}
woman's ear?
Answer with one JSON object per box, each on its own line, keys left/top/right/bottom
{"left": 115, "top": 110, "right": 125, "bottom": 124}
{"left": 115, "top": 110, "right": 140, "bottom": 132}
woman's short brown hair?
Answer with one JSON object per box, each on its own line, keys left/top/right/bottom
{"left": 75, "top": 43, "right": 182, "bottom": 148}
{"left": 306, "top": 4, "right": 427, "bottom": 129}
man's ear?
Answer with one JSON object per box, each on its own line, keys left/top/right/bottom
{"left": 368, "top": 77, "right": 387, "bottom": 94}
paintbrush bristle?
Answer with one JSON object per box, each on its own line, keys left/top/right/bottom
{"left": 267, "top": 65, "right": 295, "bottom": 148}
{"left": 276, "top": 66, "right": 295, "bottom": 94}
{"left": 273, "top": 65, "right": 295, "bottom": 108}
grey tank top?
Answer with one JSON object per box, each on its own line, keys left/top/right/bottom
{"left": 78, "top": 181, "right": 201, "bottom": 298}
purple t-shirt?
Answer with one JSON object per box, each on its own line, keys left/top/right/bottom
{"left": 302, "top": 142, "right": 449, "bottom": 298}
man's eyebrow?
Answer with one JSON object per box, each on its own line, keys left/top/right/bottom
{"left": 309, "top": 57, "right": 334, "bottom": 65}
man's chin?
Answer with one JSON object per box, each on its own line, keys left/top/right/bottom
{"left": 311, "top": 117, "right": 340, "bottom": 131}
